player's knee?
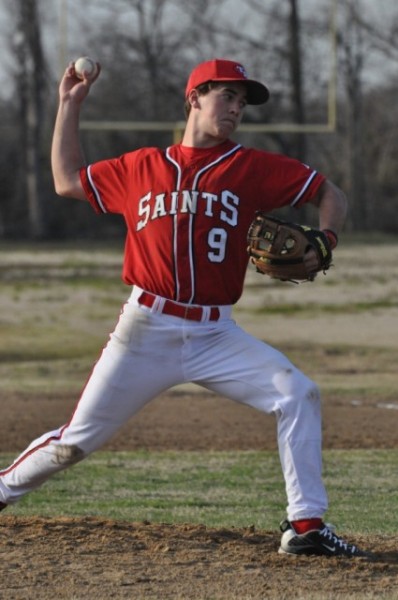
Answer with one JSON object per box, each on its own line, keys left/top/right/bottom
{"left": 287, "top": 378, "right": 322, "bottom": 438}
{"left": 275, "top": 368, "right": 321, "bottom": 420}
{"left": 295, "top": 373, "right": 321, "bottom": 407}
{"left": 52, "top": 444, "right": 85, "bottom": 466}
{"left": 274, "top": 366, "right": 319, "bottom": 400}
{"left": 295, "top": 378, "right": 322, "bottom": 426}
{"left": 304, "top": 378, "right": 321, "bottom": 403}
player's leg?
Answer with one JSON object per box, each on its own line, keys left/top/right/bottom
{"left": 0, "top": 302, "right": 185, "bottom": 506}
{"left": 184, "top": 318, "right": 327, "bottom": 521}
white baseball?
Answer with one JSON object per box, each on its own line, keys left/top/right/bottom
{"left": 74, "top": 56, "right": 98, "bottom": 80}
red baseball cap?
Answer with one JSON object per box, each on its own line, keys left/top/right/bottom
{"left": 185, "top": 59, "right": 269, "bottom": 105}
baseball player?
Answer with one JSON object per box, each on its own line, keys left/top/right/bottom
{"left": 0, "top": 58, "right": 369, "bottom": 557}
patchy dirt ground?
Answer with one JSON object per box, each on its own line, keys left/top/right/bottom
{"left": 2, "top": 515, "right": 397, "bottom": 600}
{"left": 1, "top": 387, "right": 398, "bottom": 454}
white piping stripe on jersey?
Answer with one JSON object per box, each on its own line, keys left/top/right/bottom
{"left": 86, "top": 165, "right": 107, "bottom": 213}
{"left": 165, "top": 149, "right": 183, "bottom": 301}
{"left": 172, "top": 213, "right": 179, "bottom": 299}
{"left": 191, "top": 144, "right": 242, "bottom": 189}
{"left": 186, "top": 213, "right": 195, "bottom": 304}
{"left": 165, "top": 143, "right": 242, "bottom": 304}
{"left": 291, "top": 170, "right": 317, "bottom": 207}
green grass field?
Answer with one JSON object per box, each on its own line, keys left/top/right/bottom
{"left": 2, "top": 449, "right": 397, "bottom": 535}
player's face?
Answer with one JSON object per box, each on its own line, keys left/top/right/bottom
{"left": 197, "top": 83, "right": 248, "bottom": 142}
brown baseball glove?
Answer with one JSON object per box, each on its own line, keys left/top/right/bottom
{"left": 247, "top": 213, "right": 333, "bottom": 283}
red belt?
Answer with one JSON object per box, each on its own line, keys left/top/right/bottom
{"left": 138, "top": 291, "right": 220, "bottom": 322}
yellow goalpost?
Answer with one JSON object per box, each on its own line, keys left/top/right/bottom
{"left": 58, "top": 0, "right": 337, "bottom": 142}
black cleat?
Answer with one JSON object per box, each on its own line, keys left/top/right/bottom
{"left": 278, "top": 519, "right": 370, "bottom": 558}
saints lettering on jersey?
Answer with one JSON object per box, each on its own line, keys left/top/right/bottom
{"left": 136, "top": 189, "right": 239, "bottom": 231}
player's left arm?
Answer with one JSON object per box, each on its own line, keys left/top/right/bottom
{"left": 309, "top": 179, "right": 348, "bottom": 246}
{"left": 304, "top": 179, "right": 347, "bottom": 272}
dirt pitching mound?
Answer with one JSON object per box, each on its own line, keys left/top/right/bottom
{"left": 1, "top": 516, "right": 397, "bottom": 600}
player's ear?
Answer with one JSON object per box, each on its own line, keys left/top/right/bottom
{"left": 188, "top": 89, "right": 201, "bottom": 109}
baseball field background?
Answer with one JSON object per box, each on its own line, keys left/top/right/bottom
{"left": 1, "top": 238, "right": 398, "bottom": 599}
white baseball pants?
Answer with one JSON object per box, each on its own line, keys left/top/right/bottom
{"left": 0, "top": 288, "right": 328, "bottom": 521}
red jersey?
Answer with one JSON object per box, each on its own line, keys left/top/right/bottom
{"left": 80, "top": 139, "right": 325, "bottom": 305}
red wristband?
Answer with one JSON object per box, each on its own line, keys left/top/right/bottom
{"left": 323, "top": 229, "right": 338, "bottom": 250}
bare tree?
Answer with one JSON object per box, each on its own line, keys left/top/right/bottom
{"left": 287, "top": 0, "right": 307, "bottom": 161}
{"left": 339, "top": 0, "right": 368, "bottom": 230}
{"left": 13, "top": 0, "right": 47, "bottom": 238}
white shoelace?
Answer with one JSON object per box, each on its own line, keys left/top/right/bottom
{"left": 320, "top": 526, "right": 357, "bottom": 552}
